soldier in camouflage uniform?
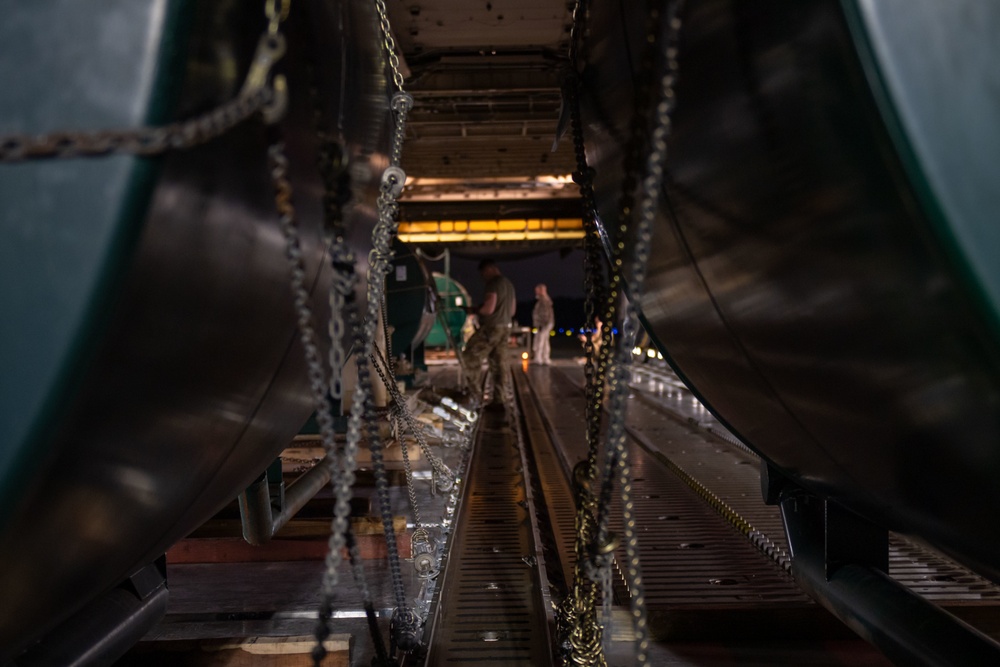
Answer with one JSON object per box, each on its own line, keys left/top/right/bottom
{"left": 462, "top": 259, "right": 516, "bottom": 403}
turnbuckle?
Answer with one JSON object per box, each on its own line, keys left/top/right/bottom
{"left": 390, "top": 607, "right": 422, "bottom": 652}
{"left": 411, "top": 527, "right": 439, "bottom": 579}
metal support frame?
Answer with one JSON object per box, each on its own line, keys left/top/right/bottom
{"left": 16, "top": 558, "right": 169, "bottom": 666}
{"left": 238, "top": 456, "right": 334, "bottom": 545}
{"left": 766, "top": 467, "right": 1000, "bottom": 666}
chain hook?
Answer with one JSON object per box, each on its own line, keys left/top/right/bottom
{"left": 265, "top": 0, "right": 291, "bottom": 35}
{"left": 381, "top": 165, "right": 407, "bottom": 198}
{"left": 391, "top": 92, "right": 414, "bottom": 115}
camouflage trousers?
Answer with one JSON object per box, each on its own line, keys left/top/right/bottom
{"left": 461, "top": 325, "right": 510, "bottom": 397}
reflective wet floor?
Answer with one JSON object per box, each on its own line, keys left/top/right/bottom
{"left": 119, "top": 357, "right": 1000, "bottom": 666}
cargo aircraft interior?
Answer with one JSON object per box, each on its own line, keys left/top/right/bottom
{"left": 3, "top": 1, "right": 1000, "bottom": 666}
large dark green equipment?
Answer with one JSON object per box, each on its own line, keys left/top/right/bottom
{"left": 0, "top": 0, "right": 390, "bottom": 661}
{"left": 580, "top": 0, "right": 1000, "bottom": 652}
{"left": 385, "top": 238, "right": 436, "bottom": 366}
{"left": 425, "top": 272, "right": 471, "bottom": 348}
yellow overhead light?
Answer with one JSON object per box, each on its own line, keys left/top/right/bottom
{"left": 397, "top": 218, "right": 586, "bottom": 244}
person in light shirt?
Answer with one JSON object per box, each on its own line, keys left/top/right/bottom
{"left": 531, "top": 283, "right": 554, "bottom": 365}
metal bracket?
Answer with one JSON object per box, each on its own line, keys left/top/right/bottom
{"left": 778, "top": 485, "right": 1000, "bottom": 665}
{"left": 774, "top": 479, "right": 887, "bottom": 580}
{"left": 242, "top": 33, "right": 289, "bottom": 124}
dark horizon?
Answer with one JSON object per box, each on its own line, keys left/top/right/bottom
{"left": 420, "top": 248, "right": 589, "bottom": 329}
{"left": 420, "top": 248, "right": 586, "bottom": 301}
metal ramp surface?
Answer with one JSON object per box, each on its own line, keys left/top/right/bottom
{"left": 422, "top": 403, "right": 553, "bottom": 665}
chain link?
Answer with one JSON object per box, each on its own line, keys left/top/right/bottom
{"left": 309, "top": 82, "right": 354, "bottom": 401}
{"left": 267, "top": 136, "right": 387, "bottom": 666}
{"left": 306, "top": 3, "right": 417, "bottom": 655}
{"left": 380, "top": 289, "right": 396, "bottom": 376}
{"left": 306, "top": 88, "right": 419, "bottom": 654}
{"left": 559, "top": 2, "right": 685, "bottom": 665}
{"left": 372, "top": 345, "right": 456, "bottom": 483}
{"left": 372, "top": 284, "right": 441, "bottom": 561}
{"left": 358, "top": 9, "right": 418, "bottom": 640}
{"left": 390, "top": 408, "right": 423, "bottom": 529}
{"left": 268, "top": 140, "right": 329, "bottom": 663}
{"left": 300, "top": 59, "right": 396, "bottom": 665}
{"left": 265, "top": 0, "right": 291, "bottom": 35}
{"left": 260, "top": 27, "right": 395, "bottom": 665}
{"left": 557, "top": 1, "right": 611, "bottom": 663}
{"left": 374, "top": 0, "right": 406, "bottom": 93}
{"left": 593, "top": 5, "right": 684, "bottom": 666}
{"left": 0, "top": 29, "right": 289, "bottom": 162}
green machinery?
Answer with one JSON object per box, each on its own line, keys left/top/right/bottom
{"left": 425, "top": 272, "right": 471, "bottom": 349}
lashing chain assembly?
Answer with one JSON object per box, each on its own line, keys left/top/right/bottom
{"left": 557, "top": 2, "right": 685, "bottom": 665}
{"left": 261, "top": 0, "right": 439, "bottom": 661}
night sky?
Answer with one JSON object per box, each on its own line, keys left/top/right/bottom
{"left": 420, "top": 248, "right": 587, "bottom": 328}
{"left": 421, "top": 248, "right": 585, "bottom": 299}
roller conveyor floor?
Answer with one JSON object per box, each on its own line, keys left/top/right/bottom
{"left": 514, "top": 362, "right": 889, "bottom": 666}
{"left": 625, "top": 364, "right": 1000, "bottom": 619}
{"left": 421, "top": 358, "right": 892, "bottom": 665}
{"left": 119, "top": 357, "right": 1000, "bottom": 666}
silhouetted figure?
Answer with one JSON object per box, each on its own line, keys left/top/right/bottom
{"left": 532, "top": 283, "right": 554, "bottom": 365}
{"left": 462, "top": 259, "right": 516, "bottom": 403}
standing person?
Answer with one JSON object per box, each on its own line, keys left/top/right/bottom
{"left": 531, "top": 283, "right": 554, "bottom": 365}
{"left": 462, "top": 259, "right": 516, "bottom": 403}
